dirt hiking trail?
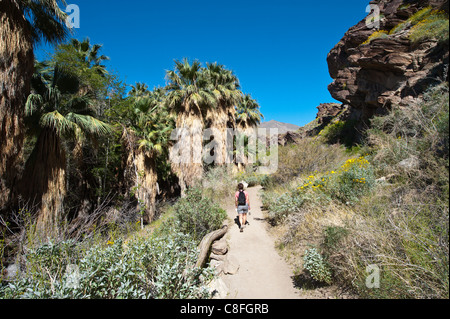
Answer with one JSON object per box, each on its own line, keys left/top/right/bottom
{"left": 221, "top": 186, "right": 301, "bottom": 299}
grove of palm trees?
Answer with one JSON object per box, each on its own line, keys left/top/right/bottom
{"left": 0, "top": 0, "right": 266, "bottom": 300}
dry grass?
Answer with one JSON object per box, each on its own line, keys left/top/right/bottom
{"left": 331, "top": 185, "right": 449, "bottom": 298}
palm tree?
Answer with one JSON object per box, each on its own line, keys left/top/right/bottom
{"left": 54, "top": 37, "right": 110, "bottom": 99}
{"left": 236, "top": 94, "right": 264, "bottom": 132}
{"left": 129, "top": 82, "right": 150, "bottom": 98}
{"left": 165, "top": 58, "right": 216, "bottom": 195}
{"left": 203, "top": 63, "right": 242, "bottom": 165}
{"left": 50, "top": 38, "right": 112, "bottom": 218}
{"left": 22, "top": 62, "right": 111, "bottom": 233}
{"left": 235, "top": 94, "right": 264, "bottom": 170}
{"left": 0, "top": 0, "right": 69, "bottom": 210}
{"left": 123, "top": 88, "right": 173, "bottom": 224}
{"left": 68, "top": 38, "right": 110, "bottom": 77}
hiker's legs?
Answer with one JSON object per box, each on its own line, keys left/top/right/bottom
{"left": 242, "top": 213, "right": 247, "bottom": 227}
{"left": 239, "top": 214, "right": 244, "bottom": 228}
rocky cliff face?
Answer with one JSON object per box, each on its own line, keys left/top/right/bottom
{"left": 327, "top": 0, "right": 449, "bottom": 123}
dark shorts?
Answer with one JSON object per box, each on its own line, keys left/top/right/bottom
{"left": 237, "top": 204, "right": 249, "bottom": 214}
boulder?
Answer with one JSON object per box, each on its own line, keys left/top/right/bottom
{"left": 212, "top": 237, "right": 228, "bottom": 255}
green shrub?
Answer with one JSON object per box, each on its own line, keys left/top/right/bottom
{"left": 326, "top": 83, "right": 449, "bottom": 299}
{"left": 236, "top": 170, "right": 269, "bottom": 187}
{"left": 303, "top": 248, "right": 332, "bottom": 284}
{"left": 323, "top": 226, "right": 349, "bottom": 252}
{"left": 263, "top": 189, "right": 305, "bottom": 225}
{"left": 320, "top": 119, "right": 359, "bottom": 147}
{"left": 172, "top": 187, "right": 227, "bottom": 242}
{"left": 0, "top": 232, "right": 214, "bottom": 299}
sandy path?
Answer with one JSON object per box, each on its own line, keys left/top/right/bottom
{"left": 221, "top": 186, "right": 301, "bottom": 299}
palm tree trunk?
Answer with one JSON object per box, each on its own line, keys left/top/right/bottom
{"left": 135, "top": 150, "right": 157, "bottom": 224}
{"left": 236, "top": 124, "right": 257, "bottom": 171}
{"left": 0, "top": 0, "right": 34, "bottom": 210}
{"left": 170, "top": 111, "right": 203, "bottom": 195}
{"left": 121, "top": 129, "right": 158, "bottom": 224}
{"left": 21, "top": 129, "right": 67, "bottom": 236}
{"left": 206, "top": 103, "right": 236, "bottom": 166}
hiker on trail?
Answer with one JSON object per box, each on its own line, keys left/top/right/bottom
{"left": 235, "top": 183, "right": 250, "bottom": 232}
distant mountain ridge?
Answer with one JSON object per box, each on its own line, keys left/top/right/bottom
{"left": 258, "top": 120, "right": 300, "bottom": 134}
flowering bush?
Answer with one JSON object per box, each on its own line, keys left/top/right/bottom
{"left": 297, "top": 156, "right": 375, "bottom": 204}
{"left": 361, "top": 30, "right": 389, "bottom": 45}
{"left": 389, "top": 6, "right": 448, "bottom": 44}
{"left": 409, "top": 10, "right": 448, "bottom": 43}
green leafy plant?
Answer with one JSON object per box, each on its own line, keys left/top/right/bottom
{"left": 320, "top": 119, "right": 359, "bottom": 147}
{"left": 172, "top": 187, "right": 227, "bottom": 242}
{"left": 264, "top": 190, "right": 305, "bottom": 225}
{"left": 303, "top": 248, "right": 332, "bottom": 284}
{"left": 0, "top": 233, "right": 214, "bottom": 299}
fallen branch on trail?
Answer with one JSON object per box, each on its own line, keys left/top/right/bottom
{"left": 196, "top": 224, "right": 228, "bottom": 268}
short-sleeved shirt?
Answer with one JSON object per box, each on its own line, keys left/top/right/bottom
{"left": 235, "top": 190, "right": 250, "bottom": 210}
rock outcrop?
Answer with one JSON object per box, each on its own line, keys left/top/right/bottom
{"left": 327, "top": 0, "right": 449, "bottom": 123}
{"left": 316, "top": 103, "right": 345, "bottom": 125}
{"left": 268, "top": 0, "right": 448, "bottom": 147}
{"left": 277, "top": 103, "right": 347, "bottom": 145}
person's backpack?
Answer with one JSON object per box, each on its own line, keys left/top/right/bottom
{"left": 238, "top": 190, "right": 246, "bottom": 206}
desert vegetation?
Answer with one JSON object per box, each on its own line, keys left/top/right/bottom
{"left": 260, "top": 83, "right": 449, "bottom": 299}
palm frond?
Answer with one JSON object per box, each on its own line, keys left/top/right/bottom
{"left": 40, "top": 110, "right": 76, "bottom": 136}
{"left": 25, "top": 93, "right": 43, "bottom": 116}
{"left": 24, "top": 0, "right": 71, "bottom": 45}
{"left": 66, "top": 113, "right": 112, "bottom": 136}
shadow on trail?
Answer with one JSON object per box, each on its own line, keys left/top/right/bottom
{"left": 291, "top": 273, "right": 329, "bottom": 291}
{"left": 233, "top": 216, "right": 250, "bottom": 229}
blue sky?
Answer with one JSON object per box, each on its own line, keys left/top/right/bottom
{"left": 37, "top": 0, "right": 369, "bottom": 127}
